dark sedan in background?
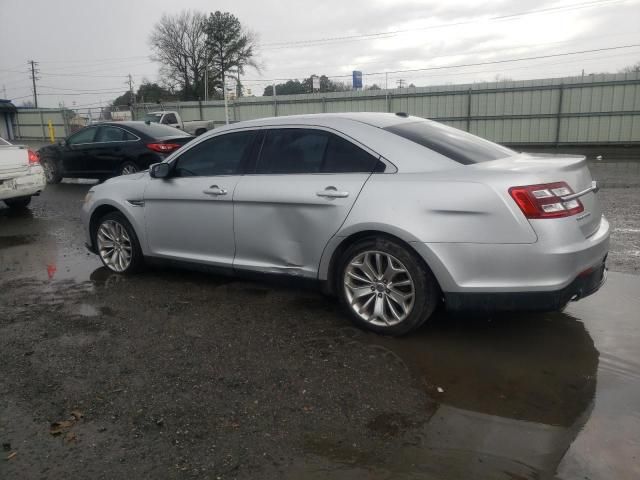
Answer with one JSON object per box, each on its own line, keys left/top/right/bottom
{"left": 38, "top": 121, "right": 194, "bottom": 183}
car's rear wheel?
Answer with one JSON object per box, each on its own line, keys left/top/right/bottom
{"left": 337, "top": 237, "right": 440, "bottom": 335}
{"left": 40, "top": 157, "right": 62, "bottom": 184}
{"left": 94, "top": 211, "right": 143, "bottom": 274}
{"left": 4, "top": 196, "right": 32, "bottom": 209}
{"left": 119, "top": 162, "right": 139, "bottom": 176}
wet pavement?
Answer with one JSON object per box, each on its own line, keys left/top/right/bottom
{"left": 1, "top": 183, "right": 639, "bottom": 479}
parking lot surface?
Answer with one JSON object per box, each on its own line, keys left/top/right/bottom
{"left": 1, "top": 181, "right": 639, "bottom": 479}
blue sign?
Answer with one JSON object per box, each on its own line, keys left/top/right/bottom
{"left": 352, "top": 71, "right": 363, "bottom": 89}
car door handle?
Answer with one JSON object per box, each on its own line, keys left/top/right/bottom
{"left": 317, "top": 187, "right": 349, "bottom": 199}
{"left": 203, "top": 185, "right": 228, "bottom": 196}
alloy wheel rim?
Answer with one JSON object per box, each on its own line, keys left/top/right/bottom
{"left": 343, "top": 250, "right": 415, "bottom": 327}
{"left": 121, "top": 164, "right": 138, "bottom": 175}
{"left": 96, "top": 220, "right": 133, "bottom": 272}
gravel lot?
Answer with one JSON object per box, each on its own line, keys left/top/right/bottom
{"left": 1, "top": 173, "right": 638, "bottom": 479}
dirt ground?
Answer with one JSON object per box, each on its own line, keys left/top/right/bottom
{"left": 1, "top": 179, "right": 639, "bottom": 479}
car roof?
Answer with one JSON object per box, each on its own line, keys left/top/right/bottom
{"left": 226, "top": 112, "right": 419, "bottom": 130}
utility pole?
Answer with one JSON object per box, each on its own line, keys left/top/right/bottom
{"left": 2, "top": 85, "right": 6, "bottom": 99}
{"left": 223, "top": 76, "right": 230, "bottom": 125}
{"left": 127, "top": 74, "right": 135, "bottom": 119}
{"left": 28, "top": 60, "right": 39, "bottom": 107}
{"left": 204, "top": 57, "right": 209, "bottom": 102}
{"left": 396, "top": 78, "right": 406, "bottom": 89}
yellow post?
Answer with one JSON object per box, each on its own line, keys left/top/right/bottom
{"left": 48, "top": 120, "right": 55, "bottom": 143}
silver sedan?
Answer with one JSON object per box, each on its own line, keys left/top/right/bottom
{"left": 82, "top": 113, "right": 609, "bottom": 335}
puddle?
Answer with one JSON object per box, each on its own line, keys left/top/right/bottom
{"left": 297, "top": 273, "right": 640, "bottom": 479}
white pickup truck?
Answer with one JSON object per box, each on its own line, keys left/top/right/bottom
{"left": 0, "top": 137, "right": 46, "bottom": 209}
{"left": 141, "top": 111, "right": 214, "bottom": 136}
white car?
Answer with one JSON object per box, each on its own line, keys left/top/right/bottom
{"left": 0, "top": 137, "right": 46, "bottom": 209}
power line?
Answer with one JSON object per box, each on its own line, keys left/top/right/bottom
{"left": 242, "top": 43, "right": 640, "bottom": 83}
{"left": 38, "top": 84, "right": 127, "bottom": 93}
{"left": 260, "top": 0, "right": 627, "bottom": 49}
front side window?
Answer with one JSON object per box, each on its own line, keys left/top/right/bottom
{"left": 384, "top": 120, "right": 515, "bottom": 165}
{"left": 173, "top": 131, "right": 255, "bottom": 177}
{"left": 67, "top": 127, "right": 98, "bottom": 145}
{"left": 95, "top": 126, "right": 125, "bottom": 142}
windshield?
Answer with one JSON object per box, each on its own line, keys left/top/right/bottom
{"left": 142, "top": 113, "right": 163, "bottom": 123}
{"left": 384, "top": 120, "right": 515, "bottom": 165}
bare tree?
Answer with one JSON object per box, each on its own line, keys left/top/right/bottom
{"left": 620, "top": 61, "right": 640, "bottom": 73}
{"left": 149, "top": 11, "right": 208, "bottom": 100}
{"left": 204, "top": 11, "right": 259, "bottom": 98}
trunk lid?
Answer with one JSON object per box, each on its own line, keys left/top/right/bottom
{"left": 477, "top": 153, "right": 602, "bottom": 238}
{"left": 0, "top": 145, "right": 29, "bottom": 179}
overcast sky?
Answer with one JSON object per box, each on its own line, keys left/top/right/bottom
{"left": 1, "top": 0, "right": 639, "bottom": 109}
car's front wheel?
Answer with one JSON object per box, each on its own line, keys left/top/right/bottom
{"left": 119, "top": 161, "right": 139, "bottom": 176}
{"left": 94, "top": 211, "right": 144, "bottom": 274}
{"left": 337, "top": 237, "right": 440, "bottom": 335}
{"left": 4, "top": 196, "right": 32, "bottom": 209}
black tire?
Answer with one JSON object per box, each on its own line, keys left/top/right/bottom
{"left": 93, "top": 211, "right": 144, "bottom": 274}
{"left": 119, "top": 161, "right": 139, "bottom": 176}
{"left": 40, "top": 156, "right": 62, "bottom": 184}
{"left": 4, "top": 196, "right": 32, "bottom": 209}
{"left": 336, "top": 236, "right": 440, "bottom": 336}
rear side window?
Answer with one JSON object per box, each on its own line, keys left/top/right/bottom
{"left": 255, "top": 128, "right": 380, "bottom": 174}
{"left": 257, "top": 129, "right": 328, "bottom": 174}
{"left": 174, "top": 131, "right": 255, "bottom": 177}
{"left": 96, "top": 126, "right": 125, "bottom": 142}
{"left": 384, "top": 120, "right": 514, "bottom": 165}
{"left": 323, "top": 134, "right": 379, "bottom": 173}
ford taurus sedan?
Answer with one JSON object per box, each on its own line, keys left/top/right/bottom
{"left": 81, "top": 113, "right": 609, "bottom": 335}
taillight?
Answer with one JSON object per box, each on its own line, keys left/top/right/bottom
{"left": 147, "top": 143, "right": 181, "bottom": 153}
{"left": 28, "top": 149, "right": 39, "bottom": 165}
{"left": 509, "top": 182, "right": 584, "bottom": 219}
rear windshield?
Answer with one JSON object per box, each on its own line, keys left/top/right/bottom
{"left": 384, "top": 120, "right": 515, "bottom": 165}
{"left": 142, "top": 113, "right": 163, "bottom": 123}
{"left": 133, "top": 122, "right": 192, "bottom": 139}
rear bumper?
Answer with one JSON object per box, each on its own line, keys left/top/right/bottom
{"left": 0, "top": 169, "right": 46, "bottom": 201}
{"left": 445, "top": 260, "right": 607, "bottom": 312}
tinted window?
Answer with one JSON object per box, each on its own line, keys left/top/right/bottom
{"left": 174, "top": 131, "right": 255, "bottom": 177}
{"left": 123, "top": 130, "right": 138, "bottom": 141}
{"left": 131, "top": 122, "right": 191, "bottom": 139}
{"left": 384, "top": 120, "right": 515, "bottom": 165}
{"left": 163, "top": 113, "right": 178, "bottom": 125}
{"left": 323, "top": 135, "right": 379, "bottom": 173}
{"left": 257, "top": 129, "right": 328, "bottom": 174}
{"left": 68, "top": 127, "right": 98, "bottom": 145}
{"left": 96, "top": 126, "right": 125, "bottom": 142}
{"left": 142, "top": 113, "right": 162, "bottom": 123}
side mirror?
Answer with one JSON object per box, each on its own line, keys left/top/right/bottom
{"left": 150, "top": 162, "right": 171, "bottom": 179}
{"left": 58, "top": 140, "right": 66, "bottom": 147}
